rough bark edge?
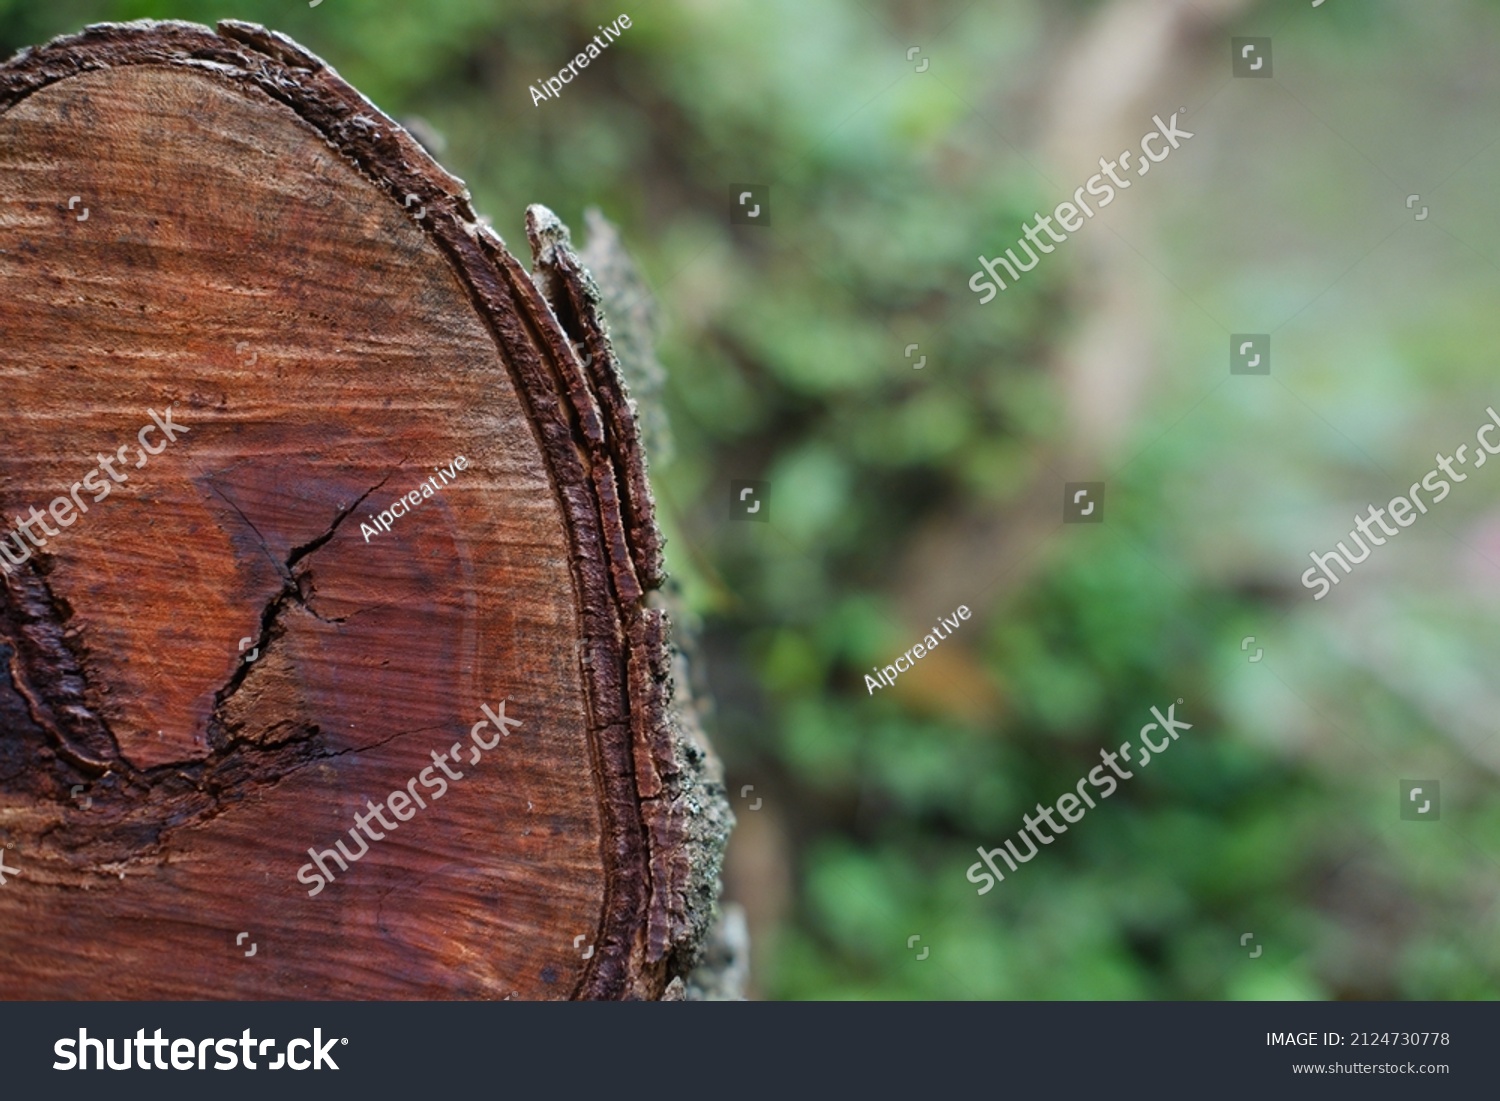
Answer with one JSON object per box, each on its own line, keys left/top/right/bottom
{"left": 528, "top": 209, "right": 733, "bottom": 991}
{"left": 526, "top": 208, "right": 731, "bottom": 987}
{"left": 0, "top": 18, "right": 726, "bottom": 999}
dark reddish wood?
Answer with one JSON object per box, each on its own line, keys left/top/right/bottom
{"left": 0, "top": 19, "right": 725, "bottom": 999}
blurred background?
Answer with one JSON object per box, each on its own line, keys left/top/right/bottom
{"left": 6, "top": 0, "right": 1500, "bottom": 999}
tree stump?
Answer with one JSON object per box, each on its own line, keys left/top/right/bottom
{"left": 0, "top": 19, "right": 729, "bottom": 1000}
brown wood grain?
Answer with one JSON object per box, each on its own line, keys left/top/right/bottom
{"left": 0, "top": 20, "right": 724, "bottom": 1000}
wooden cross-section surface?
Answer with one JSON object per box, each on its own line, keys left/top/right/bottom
{"left": 0, "top": 20, "right": 714, "bottom": 1000}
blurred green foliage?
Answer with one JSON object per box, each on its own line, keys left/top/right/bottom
{"left": 5, "top": 0, "right": 1497, "bottom": 1000}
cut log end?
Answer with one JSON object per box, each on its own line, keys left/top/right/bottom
{"left": 0, "top": 19, "right": 729, "bottom": 1000}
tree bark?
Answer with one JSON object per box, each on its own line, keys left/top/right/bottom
{"left": 0, "top": 19, "right": 729, "bottom": 1000}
